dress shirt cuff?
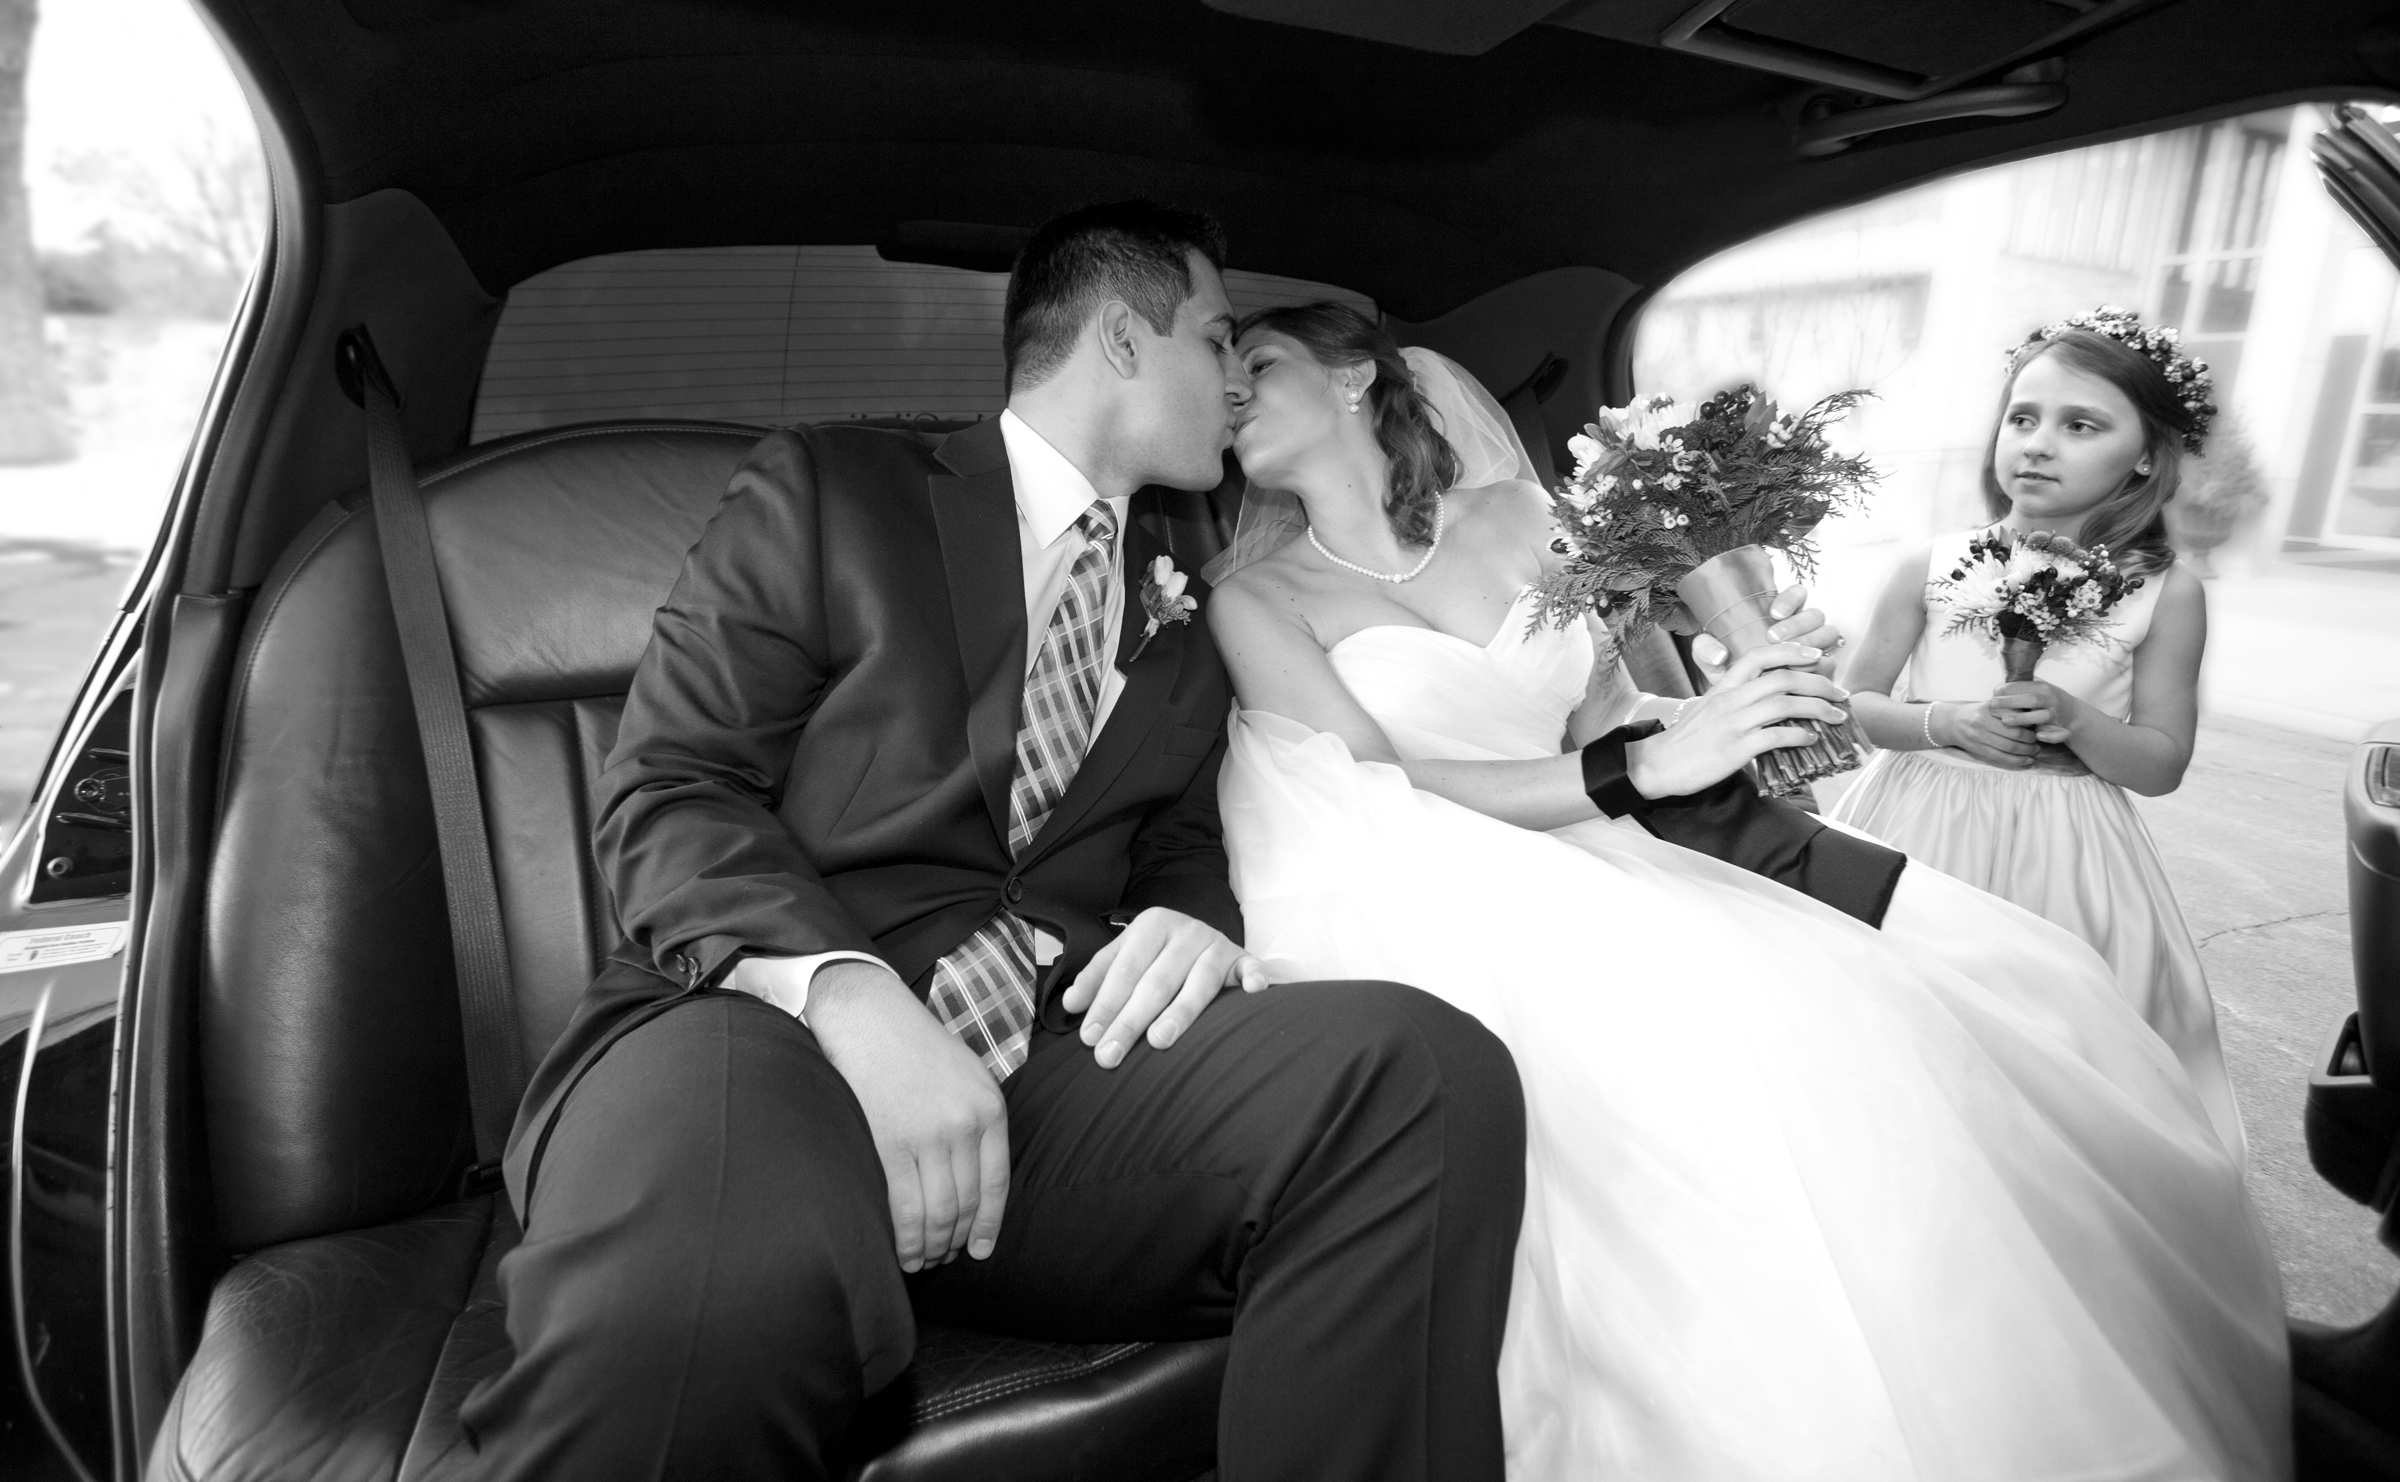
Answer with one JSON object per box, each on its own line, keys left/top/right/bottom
{"left": 726, "top": 950, "right": 893, "bottom": 1021}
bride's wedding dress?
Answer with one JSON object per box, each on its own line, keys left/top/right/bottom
{"left": 1218, "top": 587, "right": 2290, "bottom": 1481}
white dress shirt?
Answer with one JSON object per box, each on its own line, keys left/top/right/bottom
{"left": 736, "top": 410, "right": 1131, "bottom": 1019}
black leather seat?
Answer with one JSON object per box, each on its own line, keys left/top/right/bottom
{"left": 148, "top": 421, "right": 1227, "bottom": 1482}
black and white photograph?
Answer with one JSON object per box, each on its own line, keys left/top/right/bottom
{"left": 1, "top": 1, "right": 2398, "bottom": 1478}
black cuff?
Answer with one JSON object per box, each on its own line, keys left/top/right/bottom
{"left": 1580, "top": 720, "right": 1665, "bottom": 819}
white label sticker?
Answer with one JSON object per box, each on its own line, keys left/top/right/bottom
{"left": 0, "top": 922, "right": 128, "bottom": 973}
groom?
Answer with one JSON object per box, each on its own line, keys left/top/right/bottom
{"left": 460, "top": 202, "right": 1528, "bottom": 1480}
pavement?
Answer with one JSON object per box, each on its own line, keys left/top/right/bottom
{"left": 2131, "top": 718, "right": 2394, "bottom": 1325}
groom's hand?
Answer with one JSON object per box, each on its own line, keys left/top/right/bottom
{"left": 1063, "top": 908, "right": 1268, "bottom": 1069}
{"left": 803, "top": 961, "right": 1010, "bottom": 1271}
{"left": 1627, "top": 641, "right": 1850, "bottom": 798}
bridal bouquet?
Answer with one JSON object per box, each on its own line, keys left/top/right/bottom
{"left": 1532, "top": 384, "right": 1881, "bottom": 795}
{"left": 1933, "top": 528, "right": 2144, "bottom": 682}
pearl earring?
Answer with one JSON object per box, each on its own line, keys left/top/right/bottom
{"left": 1346, "top": 396, "right": 1361, "bottom": 414}
{"left": 2137, "top": 463, "right": 2152, "bottom": 477}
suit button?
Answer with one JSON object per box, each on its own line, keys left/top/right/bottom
{"left": 1004, "top": 878, "right": 1024, "bottom": 904}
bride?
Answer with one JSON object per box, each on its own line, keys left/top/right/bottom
{"left": 1203, "top": 302, "right": 2290, "bottom": 1480}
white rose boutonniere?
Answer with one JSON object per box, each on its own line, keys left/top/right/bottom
{"left": 1129, "top": 554, "right": 1199, "bottom": 662}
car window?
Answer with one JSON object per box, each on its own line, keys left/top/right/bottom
{"left": 0, "top": 0, "right": 263, "bottom": 835}
{"left": 1629, "top": 100, "right": 2400, "bottom": 1326}
{"left": 470, "top": 244, "right": 1372, "bottom": 441}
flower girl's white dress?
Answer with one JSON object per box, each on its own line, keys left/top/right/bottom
{"left": 1218, "top": 586, "right": 2289, "bottom": 1482}
{"left": 1831, "top": 529, "right": 2242, "bottom": 1161}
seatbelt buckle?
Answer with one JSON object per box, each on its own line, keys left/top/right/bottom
{"left": 459, "top": 1159, "right": 505, "bottom": 1201}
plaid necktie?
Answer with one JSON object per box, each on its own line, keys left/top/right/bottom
{"left": 928, "top": 501, "right": 1118, "bottom": 1079}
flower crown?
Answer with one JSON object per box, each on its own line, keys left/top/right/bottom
{"left": 2006, "top": 305, "right": 2215, "bottom": 454}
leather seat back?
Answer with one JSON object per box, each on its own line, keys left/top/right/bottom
{"left": 205, "top": 422, "right": 770, "bottom": 1252}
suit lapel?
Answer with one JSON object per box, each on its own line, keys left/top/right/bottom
{"left": 930, "top": 421, "right": 1025, "bottom": 850}
{"left": 1019, "top": 507, "right": 1190, "bottom": 863}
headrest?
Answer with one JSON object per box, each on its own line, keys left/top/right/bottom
{"left": 405, "top": 422, "right": 774, "bottom": 705}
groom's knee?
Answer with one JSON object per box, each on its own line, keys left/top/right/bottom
{"left": 1277, "top": 979, "right": 1525, "bottom": 1166}
{"left": 469, "top": 994, "right": 917, "bottom": 1465}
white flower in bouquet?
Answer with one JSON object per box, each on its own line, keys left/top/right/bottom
{"left": 1567, "top": 432, "right": 1604, "bottom": 479}
{"left": 1597, "top": 394, "right": 1683, "bottom": 451}
{"left": 1945, "top": 567, "right": 2004, "bottom": 615}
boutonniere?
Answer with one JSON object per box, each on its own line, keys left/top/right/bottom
{"left": 1128, "top": 555, "right": 1199, "bottom": 663}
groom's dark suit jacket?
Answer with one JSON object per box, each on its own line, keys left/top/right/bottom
{"left": 506, "top": 418, "right": 1237, "bottom": 1201}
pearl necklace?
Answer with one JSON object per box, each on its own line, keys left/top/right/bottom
{"left": 1308, "top": 497, "right": 1445, "bottom": 584}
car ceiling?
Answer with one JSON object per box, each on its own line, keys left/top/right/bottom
{"left": 198, "top": 0, "right": 2396, "bottom": 320}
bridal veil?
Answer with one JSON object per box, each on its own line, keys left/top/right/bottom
{"left": 1202, "top": 345, "right": 1544, "bottom": 584}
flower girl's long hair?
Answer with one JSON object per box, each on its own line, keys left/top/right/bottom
{"left": 1979, "top": 330, "right": 2191, "bottom": 578}
{"left": 1233, "top": 302, "right": 1461, "bottom": 546}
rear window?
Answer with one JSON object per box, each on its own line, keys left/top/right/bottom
{"left": 469, "top": 245, "right": 1371, "bottom": 441}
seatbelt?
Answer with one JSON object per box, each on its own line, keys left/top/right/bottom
{"left": 1496, "top": 352, "right": 1566, "bottom": 488}
{"left": 336, "top": 325, "right": 525, "bottom": 1192}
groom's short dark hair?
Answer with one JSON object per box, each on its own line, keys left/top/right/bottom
{"left": 1004, "top": 201, "right": 1228, "bottom": 393}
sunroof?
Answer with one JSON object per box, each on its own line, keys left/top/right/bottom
{"left": 469, "top": 245, "right": 1372, "bottom": 442}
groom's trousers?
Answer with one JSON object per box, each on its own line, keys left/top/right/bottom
{"left": 458, "top": 975, "right": 1525, "bottom": 1482}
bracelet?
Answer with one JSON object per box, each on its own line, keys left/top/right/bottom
{"left": 1666, "top": 695, "right": 1698, "bottom": 729}
{"left": 1921, "top": 703, "right": 1940, "bottom": 750}
{"left": 1581, "top": 720, "right": 1665, "bottom": 818}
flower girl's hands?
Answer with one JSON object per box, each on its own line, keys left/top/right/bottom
{"left": 1928, "top": 698, "right": 2041, "bottom": 767}
{"left": 1627, "top": 641, "right": 1849, "bottom": 798}
{"left": 803, "top": 960, "right": 1011, "bottom": 1271}
{"left": 1989, "top": 681, "right": 2081, "bottom": 747}
{"left": 1064, "top": 908, "right": 1269, "bottom": 1070}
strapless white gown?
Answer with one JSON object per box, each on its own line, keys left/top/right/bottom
{"left": 1218, "top": 589, "right": 2290, "bottom": 1482}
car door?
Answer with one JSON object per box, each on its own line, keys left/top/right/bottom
{"left": 2, "top": 581, "right": 140, "bottom": 1482}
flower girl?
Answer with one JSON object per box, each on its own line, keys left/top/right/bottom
{"left": 1831, "top": 307, "right": 2244, "bottom": 1157}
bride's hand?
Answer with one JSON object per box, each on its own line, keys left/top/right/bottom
{"left": 1671, "top": 584, "right": 1841, "bottom": 680}
{"left": 1764, "top": 584, "right": 1842, "bottom": 678}
{"left": 1626, "top": 641, "right": 1849, "bottom": 799}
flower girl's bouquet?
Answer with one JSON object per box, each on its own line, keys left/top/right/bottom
{"left": 1932, "top": 528, "right": 2145, "bottom": 683}
{"left": 1531, "top": 384, "right": 1881, "bottom": 796}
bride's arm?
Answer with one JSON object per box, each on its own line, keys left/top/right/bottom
{"left": 1208, "top": 578, "right": 1851, "bottom": 832}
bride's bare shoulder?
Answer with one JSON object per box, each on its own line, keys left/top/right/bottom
{"left": 1446, "top": 479, "right": 1557, "bottom": 569}
{"left": 1447, "top": 478, "right": 1552, "bottom": 536}
{"left": 1210, "top": 546, "right": 1327, "bottom": 636}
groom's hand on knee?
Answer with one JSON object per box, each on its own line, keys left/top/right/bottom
{"left": 805, "top": 962, "right": 1012, "bottom": 1269}
{"left": 1063, "top": 909, "right": 1268, "bottom": 1069}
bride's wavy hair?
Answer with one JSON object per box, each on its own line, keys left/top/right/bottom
{"left": 1981, "top": 331, "right": 2186, "bottom": 579}
{"left": 1234, "top": 301, "right": 1460, "bottom": 546}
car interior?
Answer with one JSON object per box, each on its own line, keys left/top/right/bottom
{"left": 5, "top": 1, "right": 2400, "bottom": 1478}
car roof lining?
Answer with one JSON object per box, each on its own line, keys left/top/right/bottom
{"left": 199, "top": 0, "right": 2400, "bottom": 319}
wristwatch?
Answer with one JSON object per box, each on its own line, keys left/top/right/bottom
{"left": 1580, "top": 720, "right": 1665, "bottom": 819}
